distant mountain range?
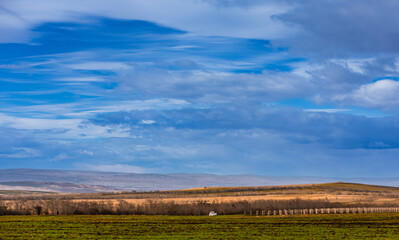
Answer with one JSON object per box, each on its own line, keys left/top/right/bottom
{"left": 1, "top": 168, "right": 399, "bottom": 193}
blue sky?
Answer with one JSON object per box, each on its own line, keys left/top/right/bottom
{"left": 1, "top": 0, "right": 399, "bottom": 177}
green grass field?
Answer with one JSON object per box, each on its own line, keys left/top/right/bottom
{"left": 1, "top": 213, "right": 399, "bottom": 239}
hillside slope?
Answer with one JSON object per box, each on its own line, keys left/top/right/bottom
{"left": 2, "top": 168, "right": 399, "bottom": 193}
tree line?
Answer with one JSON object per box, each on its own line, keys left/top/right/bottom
{"left": 0, "top": 198, "right": 387, "bottom": 216}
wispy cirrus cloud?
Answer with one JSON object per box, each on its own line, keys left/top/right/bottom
{"left": 0, "top": 0, "right": 294, "bottom": 43}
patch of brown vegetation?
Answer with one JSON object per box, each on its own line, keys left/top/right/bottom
{"left": 2, "top": 182, "right": 399, "bottom": 215}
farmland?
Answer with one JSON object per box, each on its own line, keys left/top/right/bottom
{"left": 2, "top": 182, "right": 399, "bottom": 238}
{"left": 3, "top": 182, "right": 399, "bottom": 216}
{"left": 2, "top": 213, "right": 399, "bottom": 239}
{"left": 4, "top": 182, "right": 399, "bottom": 205}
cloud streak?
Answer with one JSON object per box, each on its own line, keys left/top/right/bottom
{"left": 0, "top": 0, "right": 294, "bottom": 43}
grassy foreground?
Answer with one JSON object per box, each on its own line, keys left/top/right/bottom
{"left": 2, "top": 213, "right": 399, "bottom": 239}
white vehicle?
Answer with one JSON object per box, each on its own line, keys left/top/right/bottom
{"left": 209, "top": 211, "right": 217, "bottom": 216}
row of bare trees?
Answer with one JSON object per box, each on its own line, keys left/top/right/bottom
{"left": 0, "top": 198, "right": 376, "bottom": 216}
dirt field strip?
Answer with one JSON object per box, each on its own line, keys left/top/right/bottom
{"left": 67, "top": 193, "right": 399, "bottom": 206}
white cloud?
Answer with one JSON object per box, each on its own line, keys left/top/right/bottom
{"left": 65, "top": 99, "right": 191, "bottom": 117}
{"left": 0, "top": 7, "right": 34, "bottom": 43}
{"left": 0, "top": 113, "right": 82, "bottom": 130}
{"left": 305, "top": 109, "right": 350, "bottom": 113}
{"left": 140, "top": 120, "right": 156, "bottom": 125}
{"left": 330, "top": 58, "right": 374, "bottom": 75}
{"left": 384, "top": 58, "right": 399, "bottom": 73}
{"left": 56, "top": 77, "right": 106, "bottom": 82}
{"left": 0, "top": 113, "right": 131, "bottom": 139}
{"left": 65, "top": 62, "right": 131, "bottom": 71}
{"left": 333, "top": 79, "right": 399, "bottom": 109}
{"left": 0, "top": 98, "right": 191, "bottom": 119}
{"left": 77, "top": 149, "right": 94, "bottom": 156}
{"left": 118, "top": 69, "right": 312, "bottom": 103}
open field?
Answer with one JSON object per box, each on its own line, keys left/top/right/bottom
{"left": 0, "top": 190, "right": 54, "bottom": 196}
{"left": 2, "top": 213, "right": 399, "bottom": 239}
{"left": 3, "top": 182, "right": 399, "bottom": 205}
{"left": 3, "top": 182, "right": 399, "bottom": 216}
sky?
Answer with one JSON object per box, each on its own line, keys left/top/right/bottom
{"left": 1, "top": 0, "right": 399, "bottom": 177}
